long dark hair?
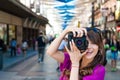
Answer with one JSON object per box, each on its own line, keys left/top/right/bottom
{"left": 79, "top": 29, "right": 105, "bottom": 79}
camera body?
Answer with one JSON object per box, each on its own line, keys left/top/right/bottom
{"left": 68, "top": 32, "right": 88, "bottom": 52}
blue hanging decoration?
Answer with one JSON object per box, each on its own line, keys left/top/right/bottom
{"left": 56, "top": 0, "right": 74, "bottom": 3}
{"left": 55, "top": 5, "right": 75, "bottom": 10}
{"left": 54, "top": 1, "right": 75, "bottom": 30}
{"left": 64, "top": 21, "right": 67, "bottom": 23}
{"left": 62, "top": 17, "right": 73, "bottom": 20}
{"left": 61, "top": 15, "right": 73, "bottom": 29}
{"left": 61, "top": 14, "right": 74, "bottom": 20}
{"left": 62, "top": 23, "right": 68, "bottom": 30}
{"left": 62, "top": 20, "right": 72, "bottom": 22}
{"left": 59, "top": 10, "right": 75, "bottom": 15}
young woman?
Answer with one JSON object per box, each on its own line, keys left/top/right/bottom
{"left": 46, "top": 27, "right": 106, "bottom": 80}
{"left": 110, "top": 34, "right": 119, "bottom": 71}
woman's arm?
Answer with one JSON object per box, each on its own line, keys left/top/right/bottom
{"left": 46, "top": 30, "right": 68, "bottom": 63}
{"left": 70, "top": 64, "right": 79, "bottom": 80}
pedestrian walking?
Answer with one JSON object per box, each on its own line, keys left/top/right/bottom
{"left": 32, "top": 38, "right": 36, "bottom": 50}
{"left": 0, "top": 37, "right": 5, "bottom": 70}
{"left": 16, "top": 44, "right": 21, "bottom": 55}
{"left": 36, "top": 31, "right": 46, "bottom": 63}
{"left": 103, "top": 38, "right": 110, "bottom": 66}
{"left": 10, "top": 38, "right": 17, "bottom": 56}
{"left": 22, "top": 40, "right": 28, "bottom": 57}
{"left": 0, "top": 37, "right": 6, "bottom": 52}
{"left": 110, "top": 34, "right": 120, "bottom": 72}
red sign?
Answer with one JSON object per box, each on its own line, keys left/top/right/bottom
{"left": 116, "top": 26, "right": 120, "bottom": 31}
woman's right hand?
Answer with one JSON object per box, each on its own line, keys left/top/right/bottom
{"left": 65, "top": 39, "right": 86, "bottom": 65}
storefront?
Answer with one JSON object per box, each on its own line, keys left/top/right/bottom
{"left": 0, "top": 23, "right": 7, "bottom": 44}
{"left": 0, "top": 23, "right": 17, "bottom": 45}
{"left": 22, "top": 27, "right": 38, "bottom": 47}
{"left": 0, "top": 0, "right": 48, "bottom": 47}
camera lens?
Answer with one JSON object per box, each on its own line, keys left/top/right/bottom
{"left": 76, "top": 39, "right": 82, "bottom": 45}
{"left": 73, "top": 37, "right": 88, "bottom": 51}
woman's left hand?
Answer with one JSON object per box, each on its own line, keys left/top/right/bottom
{"left": 65, "top": 40, "right": 86, "bottom": 65}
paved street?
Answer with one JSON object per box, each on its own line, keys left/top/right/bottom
{"left": 0, "top": 47, "right": 120, "bottom": 80}
{"left": 0, "top": 53, "right": 60, "bottom": 80}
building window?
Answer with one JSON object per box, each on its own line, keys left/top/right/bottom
{"left": 9, "top": 25, "right": 16, "bottom": 42}
{"left": 0, "top": 23, "right": 7, "bottom": 44}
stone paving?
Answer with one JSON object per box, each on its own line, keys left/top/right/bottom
{"left": 0, "top": 46, "right": 120, "bottom": 80}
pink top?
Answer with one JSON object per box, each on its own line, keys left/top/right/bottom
{"left": 59, "top": 52, "right": 106, "bottom": 80}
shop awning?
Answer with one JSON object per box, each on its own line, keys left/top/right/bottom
{"left": 0, "top": 0, "right": 48, "bottom": 26}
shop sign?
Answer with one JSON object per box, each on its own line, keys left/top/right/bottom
{"left": 101, "top": 6, "right": 109, "bottom": 16}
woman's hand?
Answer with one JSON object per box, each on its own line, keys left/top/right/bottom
{"left": 65, "top": 40, "right": 86, "bottom": 65}
{"left": 64, "top": 27, "right": 87, "bottom": 37}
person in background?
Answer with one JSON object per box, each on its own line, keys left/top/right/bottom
{"left": 0, "top": 37, "right": 4, "bottom": 51}
{"left": 0, "top": 36, "right": 5, "bottom": 70}
{"left": 36, "top": 31, "right": 46, "bottom": 63}
{"left": 58, "top": 37, "right": 68, "bottom": 51}
{"left": 16, "top": 44, "right": 21, "bottom": 56}
{"left": 22, "top": 40, "right": 28, "bottom": 57}
{"left": 110, "top": 34, "right": 120, "bottom": 72}
{"left": 56, "top": 36, "right": 68, "bottom": 71}
{"left": 32, "top": 37, "right": 36, "bottom": 50}
{"left": 47, "top": 27, "right": 106, "bottom": 80}
{"left": 103, "top": 38, "right": 110, "bottom": 52}
{"left": 103, "top": 38, "right": 110, "bottom": 66}
{"left": 0, "top": 37, "right": 6, "bottom": 52}
{"left": 10, "top": 38, "right": 17, "bottom": 57}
